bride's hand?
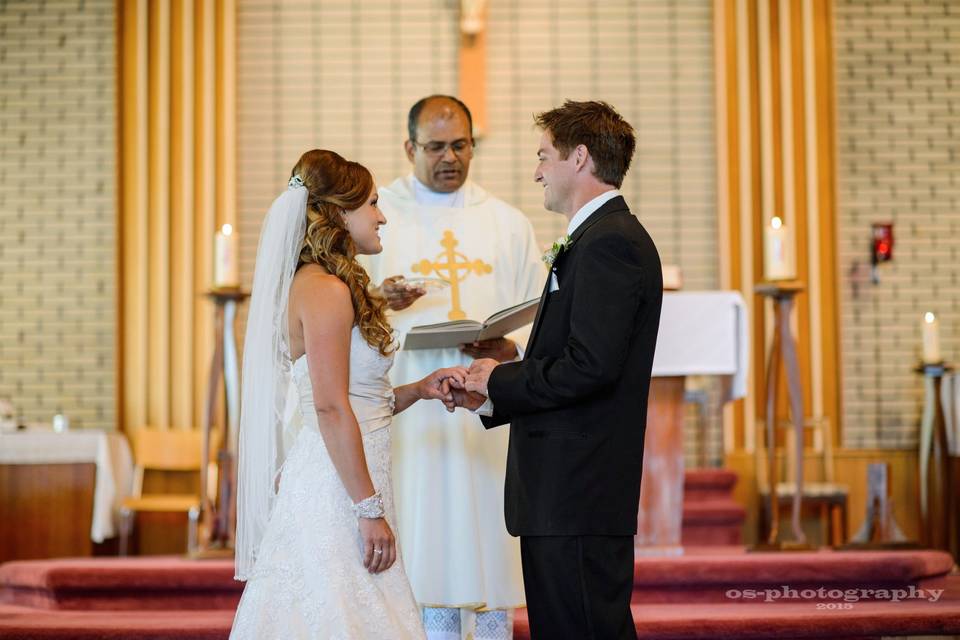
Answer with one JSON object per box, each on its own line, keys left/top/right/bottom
{"left": 359, "top": 517, "right": 396, "bottom": 574}
{"left": 417, "top": 367, "right": 468, "bottom": 403}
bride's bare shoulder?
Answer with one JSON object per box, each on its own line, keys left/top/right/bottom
{"left": 290, "top": 264, "right": 352, "bottom": 313}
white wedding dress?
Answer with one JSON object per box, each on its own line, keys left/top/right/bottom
{"left": 231, "top": 326, "right": 425, "bottom": 639}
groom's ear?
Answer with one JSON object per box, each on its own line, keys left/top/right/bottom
{"left": 573, "top": 144, "right": 591, "bottom": 172}
{"left": 404, "top": 140, "right": 416, "bottom": 163}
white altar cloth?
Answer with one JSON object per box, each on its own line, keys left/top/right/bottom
{"left": 0, "top": 429, "right": 133, "bottom": 543}
{"left": 652, "top": 291, "right": 749, "bottom": 400}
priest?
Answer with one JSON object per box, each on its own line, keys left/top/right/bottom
{"left": 364, "top": 95, "right": 545, "bottom": 640}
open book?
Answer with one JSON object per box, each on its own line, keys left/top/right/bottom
{"left": 402, "top": 297, "right": 540, "bottom": 350}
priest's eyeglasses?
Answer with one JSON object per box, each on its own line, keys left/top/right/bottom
{"left": 411, "top": 138, "right": 475, "bottom": 157}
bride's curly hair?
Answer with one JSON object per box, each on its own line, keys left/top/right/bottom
{"left": 291, "top": 149, "right": 394, "bottom": 356}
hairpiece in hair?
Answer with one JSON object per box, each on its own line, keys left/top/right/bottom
{"left": 288, "top": 175, "right": 304, "bottom": 190}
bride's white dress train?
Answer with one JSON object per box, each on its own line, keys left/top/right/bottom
{"left": 231, "top": 326, "right": 425, "bottom": 639}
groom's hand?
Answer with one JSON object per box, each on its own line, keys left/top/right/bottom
{"left": 465, "top": 358, "right": 498, "bottom": 396}
{"left": 440, "top": 376, "right": 487, "bottom": 412}
{"left": 459, "top": 338, "right": 517, "bottom": 362}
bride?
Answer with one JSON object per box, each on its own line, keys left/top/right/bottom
{"left": 231, "top": 150, "right": 464, "bottom": 638}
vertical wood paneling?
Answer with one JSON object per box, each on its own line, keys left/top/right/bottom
{"left": 147, "top": 0, "right": 171, "bottom": 429}
{"left": 117, "top": 0, "right": 233, "bottom": 431}
{"left": 170, "top": 0, "right": 196, "bottom": 429}
{"left": 812, "top": 0, "right": 841, "bottom": 446}
{"left": 716, "top": 0, "right": 841, "bottom": 452}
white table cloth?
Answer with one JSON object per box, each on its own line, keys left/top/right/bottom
{"left": 0, "top": 429, "right": 133, "bottom": 543}
{"left": 652, "top": 291, "right": 749, "bottom": 400}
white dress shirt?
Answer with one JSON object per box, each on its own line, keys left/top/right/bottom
{"left": 549, "top": 189, "right": 621, "bottom": 292}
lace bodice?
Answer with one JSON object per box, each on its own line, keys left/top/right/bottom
{"left": 291, "top": 326, "right": 396, "bottom": 434}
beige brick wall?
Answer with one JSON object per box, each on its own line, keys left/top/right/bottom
{"left": 0, "top": 0, "right": 116, "bottom": 429}
{"left": 236, "top": 0, "right": 723, "bottom": 464}
{"left": 835, "top": 0, "right": 960, "bottom": 448}
{"left": 237, "top": 0, "right": 717, "bottom": 285}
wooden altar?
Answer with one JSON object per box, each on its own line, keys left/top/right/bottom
{"left": 636, "top": 292, "right": 748, "bottom": 552}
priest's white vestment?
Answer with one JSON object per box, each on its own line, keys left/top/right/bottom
{"left": 364, "top": 175, "right": 545, "bottom": 610}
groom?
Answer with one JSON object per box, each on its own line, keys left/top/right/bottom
{"left": 448, "top": 101, "right": 662, "bottom": 639}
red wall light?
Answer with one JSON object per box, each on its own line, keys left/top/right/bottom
{"left": 872, "top": 222, "right": 894, "bottom": 263}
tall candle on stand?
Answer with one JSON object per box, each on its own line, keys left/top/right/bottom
{"left": 922, "top": 312, "right": 941, "bottom": 364}
{"left": 214, "top": 223, "right": 239, "bottom": 288}
{"left": 763, "top": 216, "right": 796, "bottom": 281}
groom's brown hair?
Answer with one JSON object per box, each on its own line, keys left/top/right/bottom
{"left": 534, "top": 101, "right": 636, "bottom": 188}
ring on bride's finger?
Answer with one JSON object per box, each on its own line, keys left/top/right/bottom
{"left": 374, "top": 548, "right": 383, "bottom": 554}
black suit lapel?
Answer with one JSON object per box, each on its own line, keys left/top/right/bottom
{"left": 524, "top": 196, "right": 629, "bottom": 356}
{"left": 524, "top": 273, "right": 553, "bottom": 358}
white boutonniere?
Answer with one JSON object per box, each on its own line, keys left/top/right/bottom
{"left": 542, "top": 234, "right": 572, "bottom": 266}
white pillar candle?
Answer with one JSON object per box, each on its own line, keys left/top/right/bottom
{"left": 763, "top": 216, "right": 796, "bottom": 281}
{"left": 214, "top": 223, "right": 239, "bottom": 288}
{"left": 922, "top": 312, "right": 941, "bottom": 364}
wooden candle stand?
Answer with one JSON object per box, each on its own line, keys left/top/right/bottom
{"left": 193, "top": 287, "right": 249, "bottom": 559}
{"left": 753, "top": 280, "right": 813, "bottom": 551}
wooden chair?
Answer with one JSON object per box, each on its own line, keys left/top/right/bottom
{"left": 119, "top": 428, "right": 202, "bottom": 556}
{"left": 757, "top": 417, "right": 849, "bottom": 546}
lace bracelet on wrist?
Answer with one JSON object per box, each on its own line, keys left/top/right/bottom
{"left": 352, "top": 492, "right": 385, "bottom": 519}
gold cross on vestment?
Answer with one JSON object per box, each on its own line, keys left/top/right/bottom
{"left": 413, "top": 230, "right": 492, "bottom": 320}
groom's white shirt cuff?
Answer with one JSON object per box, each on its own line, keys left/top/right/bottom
{"left": 472, "top": 397, "right": 495, "bottom": 417}
{"left": 470, "top": 344, "right": 525, "bottom": 417}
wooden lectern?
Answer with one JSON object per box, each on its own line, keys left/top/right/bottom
{"left": 636, "top": 376, "right": 686, "bottom": 555}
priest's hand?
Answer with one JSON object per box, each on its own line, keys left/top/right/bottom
{"left": 465, "top": 358, "right": 499, "bottom": 397}
{"left": 460, "top": 338, "right": 518, "bottom": 362}
{"left": 377, "top": 275, "right": 425, "bottom": 311}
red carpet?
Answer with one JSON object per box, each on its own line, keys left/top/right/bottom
{"left": 514, "top": 599, "right": 960, "bottom": 640}
{"left": 1, "top": 548, "right": 958, "bottom": 639}
{"left": 0, "top": 557, "right": 241, "bottom": 611}
{"left": 681, "top": 469, "right": 745, "bottom": 546}
{"left": 0, "top": 604, "right": 233, "bottom": 640}
{"left": 630, "top": 546, "right": 956, "bottom": 603}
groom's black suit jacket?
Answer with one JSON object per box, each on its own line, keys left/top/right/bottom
{"left": 481, "top": 195, "right": 662, "bottom": 537}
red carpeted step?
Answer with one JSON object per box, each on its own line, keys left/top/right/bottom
{"left": 513, "top": 594, "right": 960, "bottom": 640}
{"left": 681, "top": 469, "right": 745, "bottom": 546}
{"left": 0, "top": 557, "right": 241, "bottom": 611}
{"left": 0, "top": 605, "right": 234, "bottom": 639}
{"left": 4, "top": 549, "right": 953, "bottom": 610}
{"left": 631, "top": 548, "right": 956, "bottom": 604}
{"left": 684, "top": 468, "right": 739, "bottom": 501}
{"left": 681, "top": 499, "right": 745, "bottom": 546}
{"left": 1, "top": 549, "right": 958, "bottom": 639}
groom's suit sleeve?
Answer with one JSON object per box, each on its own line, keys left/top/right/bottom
{"left": 481, "top": 228, "right": 647, "bottom": 428}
